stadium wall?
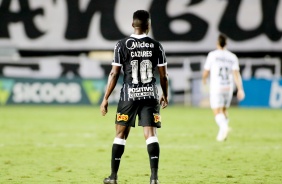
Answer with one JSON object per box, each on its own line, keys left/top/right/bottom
{"left": 1, "top": 0, "right": 282, "bottom": 107}
{"left": 0, "top": 0, "right": 281, "bottom": 57}
{"left": 240, "top": 79, "right": 282, "bottom": 108}
{"left": 0, "top": 56, "right": 281, "bottom": 108}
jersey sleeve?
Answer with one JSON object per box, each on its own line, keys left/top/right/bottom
{"left": 157, "top": 43, "right": 167, "bottom": 67}
{"left": 112, "top": 41, "right": 123, "bottom": 66}
{"left": 204, "top": 52, "right": 213, "bottom": 70}
{"left": 232, "top": 54, "right": 240, "bottom": 71}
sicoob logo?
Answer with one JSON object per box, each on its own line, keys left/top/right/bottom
{"left": 116, "top": 113, "right": 129, "bottom": 122}
{"left": 0, "top": 79, "right": 14, "bottom": 105}
{"left": 125, "top": 38, "right": 154, "bottom": 50}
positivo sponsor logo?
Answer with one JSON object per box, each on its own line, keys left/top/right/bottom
{"left": 13, "top": 82, "right": 81, "bottom": 103}
{"left": 128, "top": 86, "right": 155, "bottom": 98}
{"left": 269, "top": 81, "right": 282, "bottom": 108}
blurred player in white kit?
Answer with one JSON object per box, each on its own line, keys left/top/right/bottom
{"left": 202, "top": 33, "right": 245, "bottom": 142}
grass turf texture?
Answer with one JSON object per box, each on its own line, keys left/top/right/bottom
{"left": 0, "top": 105, "right": 282, "bottom": 184}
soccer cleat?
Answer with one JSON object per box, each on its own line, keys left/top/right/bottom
{"left": 216, "top": 126, "right": 230, "bottom": 142}
{"left": 150, "top": 179, "right": 159, "bottom": 184}
{"left": 103, "top": 177, "right": 118, "bottom": 184}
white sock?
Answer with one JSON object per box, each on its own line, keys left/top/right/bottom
{"left": 215, "top": 113, "right": 228, "bottom": 130}
{"left": 146, "top": 136, "right": 158, "bottom": 145}
{"left": 113, "top": 138, "right": 126, "bottom": 145}
{"left": 226, "top": 117, "right": 229, "bottom": 126}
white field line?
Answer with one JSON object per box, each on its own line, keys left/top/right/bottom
{"left": 0, "top": 143, "right": 280, "bottom": 151}
{"left": 27, "top": 144, "right": 282, "bottom": 150}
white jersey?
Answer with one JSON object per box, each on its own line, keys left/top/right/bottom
{"left": 204, "top": 49, "right": 239, "bottom": 94}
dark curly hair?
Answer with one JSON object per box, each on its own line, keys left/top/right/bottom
{"left": 133, "top": 10, "right": 150, "bottom": 29}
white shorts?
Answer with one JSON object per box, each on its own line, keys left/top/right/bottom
{"left": 210, "top": 90, "right": 233, "bottom": 109}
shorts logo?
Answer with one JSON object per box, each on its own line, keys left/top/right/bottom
{"left": 153, "top": 113, "right": 161, "bottom": 123}
{"left": 116, "top": 113, "right": 129, "bottom": 122}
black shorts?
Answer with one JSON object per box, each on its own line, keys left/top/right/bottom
{"left": 115, "top": 99, "right": 161, "bottom": 128}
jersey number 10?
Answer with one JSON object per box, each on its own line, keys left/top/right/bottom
{"left": 131, "top": 60, "right": 153, "bottom": 84}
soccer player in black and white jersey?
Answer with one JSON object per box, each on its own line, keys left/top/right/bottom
{"left": 202, "top": 34, "right": 245, "bottom": 142}
{"left": 100, "top": 10, "right": 169, "bottom": 184}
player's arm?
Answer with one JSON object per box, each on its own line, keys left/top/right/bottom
{"left": 202, "top": 70, "right": 210, "bottom": 85}
{"left": 202, "top": 52, "right": 212, "bottom": 85}
{"left": 158, "top": 65, "right": 169, "bottom": 109}
{"left": 100, "top": 65, "right": 121, "bottom": 116}
{"left": 232, "top": 70, "right": 245, "bottom": 101}
{"left": 157, "top": 44, "right": 169, "bottom": 109}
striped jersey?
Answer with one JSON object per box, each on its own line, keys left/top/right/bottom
{"left": 112, "top": 33, "right": 167, "bottom": 101}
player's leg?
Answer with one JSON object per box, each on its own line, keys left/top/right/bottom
{"left": 225, "top": 88, "right": 234, "bottom": 122}
{"left": 104, "top": 101, "right": 137, "bottom": 184}
{"left": 213, "top": 107, "right": 229, "bottom": 141}
{"left": 104, "top": 125, "right": 130, "bottom": 184}
{"left": 144, "top": 126, "right": 159, "bottom": 183}
{"left": 219, "top": 90, "right": 234, "bottom": 140}
{"left": 139, "top": 100, "right": 161, "bottom": 184}
{"left": 210, "top": 93, "right": 229, "bottom": 141}
{"left": 222, "top": 107, "right": 229, "bottom": 126}
{"left": 113, "top": 125, "right": 131, "bottom": 173}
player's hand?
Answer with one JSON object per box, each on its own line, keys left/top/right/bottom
{"left": 160, "top": 95, "right": 168, "bottom": 109}
{"left": 100, "top": 99, "right": 108, "bottom": 116}
{"left": 237, "top": 89, "right": 245, "bottom": 101}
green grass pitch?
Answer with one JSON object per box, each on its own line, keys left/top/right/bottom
{"left": 1, "top": 105, "right": 282, "bottom": 184}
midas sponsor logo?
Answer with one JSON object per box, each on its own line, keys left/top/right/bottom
{"left": 153, "top": 113, "right": 161, "bottom": 123}
{"left": 13, "top": 82, "right": 81, "bottom": 103}
{"left": 125, "top": 38, "right": 154, "bottom": 50}
{"left": 116, "top": 113, "right": 129, "bottom": 122}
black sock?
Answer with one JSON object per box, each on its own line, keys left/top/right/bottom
{"left": 110, "top": 144, "right": 125, "bottom": 179}
{"left": 147, "top": 142, "right": 160, "bottom": 180}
